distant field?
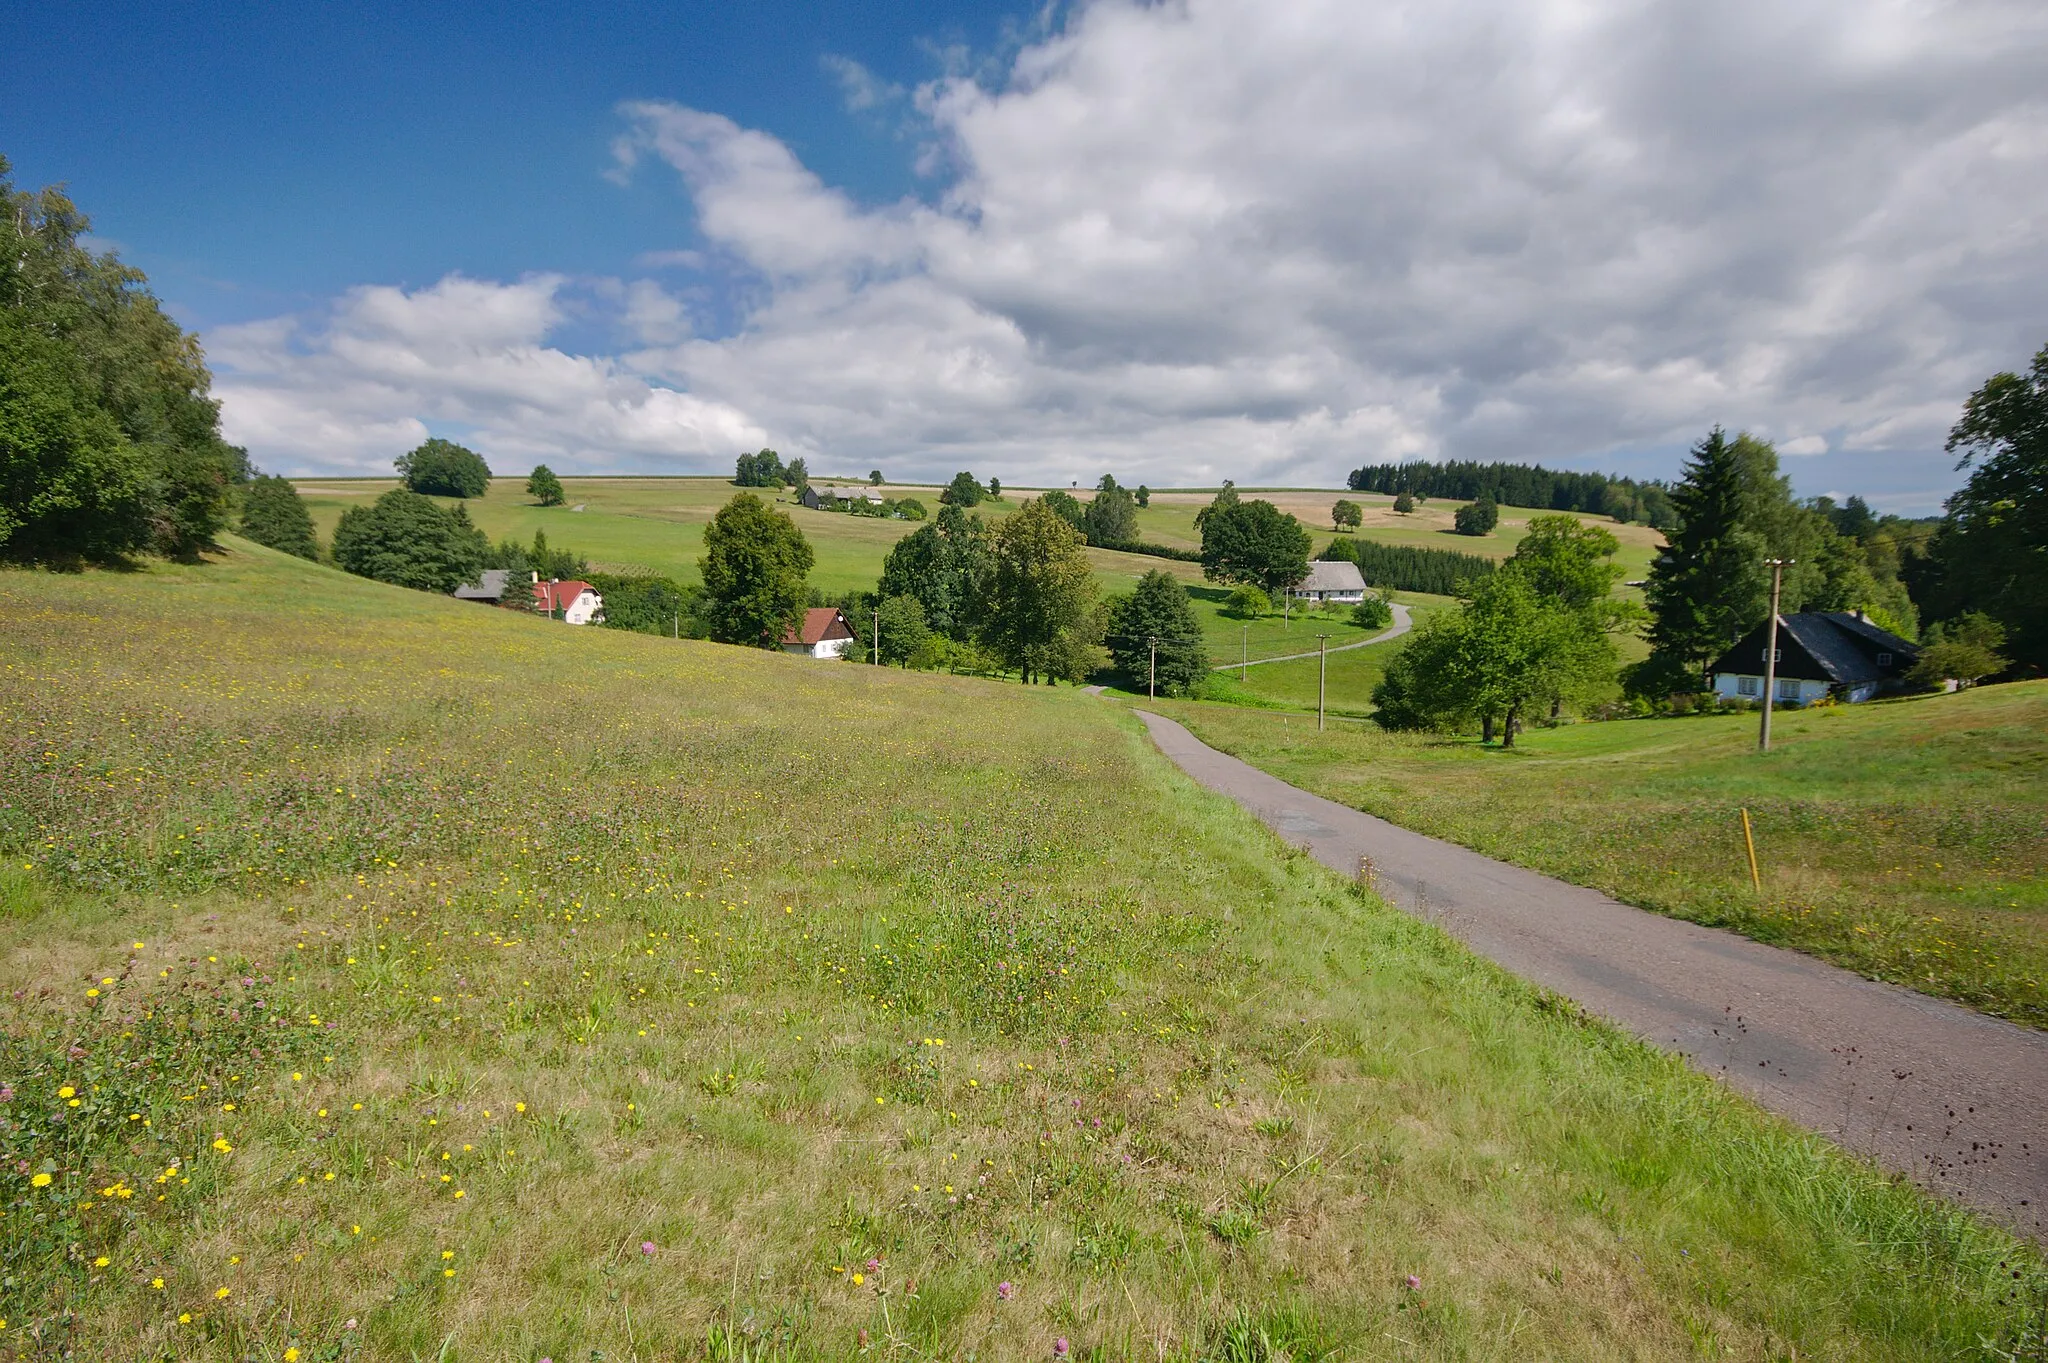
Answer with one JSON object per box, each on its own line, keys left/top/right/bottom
{"left": 294, "top": 477, "right": 1579, "bottom": 665}
{"left": 1166, "top": 685, "right": 2048, "bottom": 1027}
{"left": 0, "top": 544, "right": 2038, "bottom": 1359}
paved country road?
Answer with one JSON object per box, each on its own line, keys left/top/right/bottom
{"left": 1216, "top": 602, "right": 1413, "bottom": 670}
{"left": 1135, "top": 708, "right": 2048, "bottom": 1237}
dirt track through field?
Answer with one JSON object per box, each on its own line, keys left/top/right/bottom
{"left": 1134, "top": 709, "right": 2048, "bottom": 1237}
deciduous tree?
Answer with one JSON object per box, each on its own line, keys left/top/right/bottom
{"left": 1084, "top": 483, "right": 1139, "bottom": 545}
{"left": 1452, "top": 494, "right": 1499, "bottom": 536}
{"left": 877, "top": 504, "right": 991, "bottom": 639}
{"left": 699, "top": 493, "right": 814, "bottom": 648}
{"left": 1200, "top": 498, "right": 1312, "bottom": 599}
{"left": 0, "top": 158, "right": 244, "bottom": 562}
{"left": 983, "top": 498, "right": 1102, "bottom": 684}
{"left": 332, "top": 489, "right": 487, "bottom": 592}
{"left": 396, "top": 438, "right": 491, "bottom": 498}
{"left": 1331, "top": 499, "right": 1362, "bottom": 531}
{"left": 240, "top": 474, "right": 319, "bottom": 559}
{"left": 526, "top": 465, "right": 565, "bottom": 506}
{"left": 1925, "top": 342, "right": 2048, "bottom": 666}
{"left": 940, "top": 471, "right": 986, "bottom": 506}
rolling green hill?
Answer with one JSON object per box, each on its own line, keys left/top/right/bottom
{"left": 0, "top": 545, "right": 2036, "bottom": 1359}
{"left": 1167, "top": 685, "right": 2048, "bottom": 1026}
{"left": 292, "top": 476, "right": 1653, "bottom": 705}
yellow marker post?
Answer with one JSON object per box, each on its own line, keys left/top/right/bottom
{"left": 1741, "top": 808, "right": 1761, "bottom": 892}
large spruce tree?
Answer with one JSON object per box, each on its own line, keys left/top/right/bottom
{"left": 1638, "top": 428, "right": 1765, "bottom": 693}
{"left": 1108, "top": 569, "right": 1210, "bottom": 695}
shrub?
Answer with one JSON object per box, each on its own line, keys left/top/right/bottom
{"left": 1224, "top": 585, "right": 1269, "bottom": 619}
{"left": 1350, "top": 595, "right": 1393, "bottom": 631}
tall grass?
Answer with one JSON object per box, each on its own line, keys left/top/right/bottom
{"left": 0, "top": 544, "right": 2039, "bottom": 1360}
{"left": 1169, "top": 692, "right": 2048, "bottom": 1026}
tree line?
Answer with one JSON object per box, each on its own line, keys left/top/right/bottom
{"left": 1347, "top": 458, "right": 1675, "bottom": 529}
{"left": 1316, "top": 538, "right": 1498, "bottom": 596}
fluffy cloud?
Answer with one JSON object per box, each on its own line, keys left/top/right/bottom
{"left": 214, "top": 0, "right": 2048, "bottom": 503}
{"left": 212, "top": 274, "right": 764, "bottom": 473}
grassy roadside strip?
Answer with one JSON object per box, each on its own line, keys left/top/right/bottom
{"left": 1159, "top": 690, "right": 2048, "bottom": 1028}
{"left": 0, "top": 549, "right": 2039, "bottom": 1359}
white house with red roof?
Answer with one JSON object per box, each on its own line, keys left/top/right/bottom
{"left": 532, "top": 577, "right": 604, "bottom": 625}
{"left": 782, "top": 606, "right": 857, "bottom": 659}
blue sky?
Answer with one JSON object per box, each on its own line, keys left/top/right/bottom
{"left": 7, "top": 1, "right": 2045, "bottom": 508}
{"left": 3, "top": 0, "right": 997, "bottom": 328}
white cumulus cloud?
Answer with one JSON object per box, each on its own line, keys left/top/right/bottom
{"left": 211, "top": 0, "right": 2048, "bottom": 503}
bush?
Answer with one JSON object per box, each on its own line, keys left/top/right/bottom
{"left": 1393, "top": 492, "right": 1415, "bottom": 515}
{"left": 396, "top": 438, "right": 490, "bottom": 498}
{"left": 1350, "top": 595, "right": 1393, "bottom": 631}
{"left": 239, "top": 474, "right": 318, "bottom": 559}
{"left": 1223, "top": 585, "right": 1269, "bottom": 619}
{"left": 332, "top": 489, "right": 487, "bottom": 592}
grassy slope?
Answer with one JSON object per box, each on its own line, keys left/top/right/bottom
{"left": 292, "top": 478, "right": 1650, "bottom": 677}
{"left": 0, "top": 545, "right": 2039, "bottom": 1361}
{"left": 1165, "top": 688, "right": 2048, "bottom": 1028}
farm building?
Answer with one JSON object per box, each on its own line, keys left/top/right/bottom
{"left": 1289, "top": 560, "right": 1368, "bottom": 605}
{"left": 1708, "top": 611, "right": 1918, "bottom": 705}
{"left": 533, "top": 578, "right": 604, "bottom": 625}
{"left": 783, "top": 607, "right": 858, "bottom": 659}
{"left": 452, "top": 569, "right": 512, "bottom": 604}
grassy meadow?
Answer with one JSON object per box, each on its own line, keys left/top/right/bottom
{"left": 0, "top": 543, "right": 2041, "bottom": 1360}
{"left": 1165, "top": 687, "right": 2048, "bottom": 1028}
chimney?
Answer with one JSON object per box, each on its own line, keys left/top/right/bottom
{"left": 530, "top": 571, "right": 539, "bottom": 583}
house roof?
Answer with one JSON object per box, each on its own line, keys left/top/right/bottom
{"left": 1294, "top": 560, "right": 1367, "bottom": 593}
{"left": 1709, "top": 611, "right": 1918, "bottom": 685}
{"left": 533, "top": 579, "right": 597, "bottom": 612}
{"left": 452, "top": 568, "right": 510, "bottom": 601}
{"left": 784, "top": 607, "right": 855, "bottom": 645}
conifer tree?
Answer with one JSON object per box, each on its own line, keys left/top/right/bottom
{"left": 1639, "top": 428, "right": 1764, "bottom": 693}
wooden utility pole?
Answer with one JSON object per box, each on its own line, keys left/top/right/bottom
{"left": 873, "top": 607, "right": 881, "bottom": 666}
{"left": 1148, "top": 638, "right": 1157, "bottom": 699}
{"left": 1316, "top": 633, "right": 1330, "bottom": 731}
{"left": 1241, "top": 625, "right": 1248, "bottom": 682}
{"left": 1759, "top": 558, "right": 1793, "bottom": 751}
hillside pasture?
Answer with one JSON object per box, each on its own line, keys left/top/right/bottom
{"left": 0, "top": 546, "right": 2038, "bottom": 1359}
{"left": 1168, "top": 685, "right": 2048, "bottom": 1027}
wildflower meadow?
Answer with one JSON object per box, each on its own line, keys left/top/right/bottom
{"left": 0, "top": 543, "right": 2041, "bottom": 1360}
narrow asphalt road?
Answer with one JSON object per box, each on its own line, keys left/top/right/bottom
{"left": 1217, "top": 602, "right": 1413, "bottom": 670}
{"left": 1135, "top": 708, "right": 2047, "bottom": 1236}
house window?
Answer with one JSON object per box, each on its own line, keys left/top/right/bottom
{"left": 1736, "top": 676, "right": 1759, "bottom": 697}
{"left": 1776, "top": 678, "right": 1800, "bottom": 701}
{"left": 1877, "top": 651, "right": 1892, "bottom": 666}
